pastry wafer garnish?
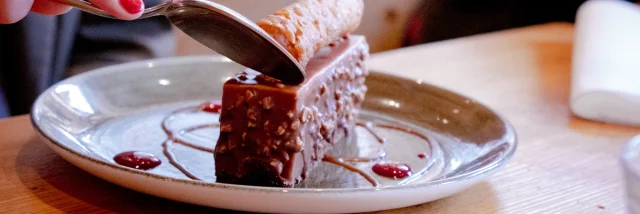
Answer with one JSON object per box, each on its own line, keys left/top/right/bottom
{"left": 257, "top": 0, "right": 364, "bottom": 68}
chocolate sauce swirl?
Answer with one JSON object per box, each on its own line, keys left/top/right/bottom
{"left": 356, "top": 122, "right": 386, "bottom": 144}
{"left": 322, "top": 154, "right": 381, "bottom": 187}
{"left": 160, "top": 107, "right": 217, "bottom": 180}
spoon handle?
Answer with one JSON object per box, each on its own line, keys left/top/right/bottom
{"left": 54, "top": 0, "right": 170, "bottom": 19}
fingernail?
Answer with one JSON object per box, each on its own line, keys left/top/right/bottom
{"left": 119, "top": 0, "right": 144, "bottom": 14}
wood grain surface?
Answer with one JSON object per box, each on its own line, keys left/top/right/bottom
{"left": 1, "top": 23, "right": 638, "bottom": 213}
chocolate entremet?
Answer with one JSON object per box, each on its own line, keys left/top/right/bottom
{"left": 214, "top": 36, "right": 369, "bottom": 187}
{"left": 257, "top": 0, "right": 364, "bottom": 68}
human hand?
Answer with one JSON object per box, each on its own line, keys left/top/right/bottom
{"left": 0, "top": 0, "right": 144, "bottom": 24}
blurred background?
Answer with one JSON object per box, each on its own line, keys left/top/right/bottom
{"left": 0, "top": 0, "right": 632, "bottom": 118}
{"left": 176, "top": 0, "right": 421, "bottom": 55}
{"left": 178, "top": 0, "right": 591, "bottom": 55}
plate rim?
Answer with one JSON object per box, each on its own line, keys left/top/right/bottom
{"left": 30, "top": 55, "right": 518, "bottom": 194}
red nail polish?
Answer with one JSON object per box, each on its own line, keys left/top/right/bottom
{"left": 119, "top": 0, "right": 144, "bottom": 14}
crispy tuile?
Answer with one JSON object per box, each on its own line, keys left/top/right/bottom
{"left": 257, "top": 0, "right": 364, "bottom": 68}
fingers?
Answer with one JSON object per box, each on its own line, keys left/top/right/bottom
{"left": 30, "top": 0, "right": 72, "bottom": 16}
{"left": 1, "top": 0, "right": 144, "bottom": 24}
{"left": 0, "top": 0, "right": 34, "bottom": 24}
{"left": 88, "top": 0, "right": 144, "bottom": 20}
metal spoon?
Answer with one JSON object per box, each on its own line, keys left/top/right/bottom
{"left": 56, "top": 0, "right": 306, "bottom": 85}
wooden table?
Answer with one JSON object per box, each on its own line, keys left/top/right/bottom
{"left": 1, "top": 23, "right": 638, "bottom": 213}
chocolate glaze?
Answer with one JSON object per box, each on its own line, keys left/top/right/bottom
{"left": 214, "top": 36, "right": 370, "bottom": 187}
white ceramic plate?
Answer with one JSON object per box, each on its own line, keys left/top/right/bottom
{"left": 31, "top": 56, "right": 517, "bottom": 213}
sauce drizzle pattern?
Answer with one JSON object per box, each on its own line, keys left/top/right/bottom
{"left": 115, "top": 103, "right": 436, "bottom": 187}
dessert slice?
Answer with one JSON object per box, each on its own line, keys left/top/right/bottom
{"left": 214, "top": 36, "right": 369, "bottom": 187}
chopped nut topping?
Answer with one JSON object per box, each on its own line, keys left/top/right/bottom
{"left": 247, "top": 108, "right": 257, "bottom": 121}
{"left": 220, "top": 123, "right": 233, "bottom": 132}
{"left": 320, "top": 123, "right": 331, "bottom": 138}
{"left": 320, "top": 84, "right": 327, "bottom": 95}
{"left": 281, "top": 151, "right": 290, "bottom": 161}
{"left": 215, "top": 144, "right": 228, "bottom": 153}
{"left": 300, "top": 107, "right": 311, "bottom": 122}
{"left": 277, "top": 125, "right": 286, "bottom": 136}
{"left": 236, "top": 96, "right": 245, "bottom": 107}
{"left": 332, "top": 72, "right": 339, "bottom": 80}
{"left": 245, "top": 90, "right": 256, "bottom": 102}
{"left": 261, "top": 74, "right": 280, "bottom": 84}
{"left": 242, "top": 132, "right": 247, "bottom": 140}
{"left": 312, "top": 107, "right": 320, "bottom": 119}
{"left": 285, "top": 137, "right": 303, "bottom": 152}
{"left": 248, "top": 121, "right": 256, "bottom": 128}
{"left": 348, "top": 71, "right": 356, "bottom": 80}
{"left": 287, "top": 111, "right": 295, "bottom": 118}
{"left": 264, "top": 120, "right": 270, "bottom": 131}
{"left": 335, "top": 91, "right": 342, "bottom": 100}
{"left": 261, "top": 97, "right": 273, "bottom": 110}
{"left": 359, "top": 52, "right": 367, "bottom": 61}
{"left": 228, "top": 139, "right": 236, "bottom": 150}
{"left": 291, "top": 121, "right": 300, "bottom": 130}
{"left": 339, "top": 72, "right": 347, "bottom": 79}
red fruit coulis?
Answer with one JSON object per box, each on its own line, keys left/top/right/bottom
{"left": 372, "top": 162, "right": 412, "bottom": 179}
{"left": 114, "top": 151, "right": 161, "bottom": 170}
{"left": 200, "top": 101, "right": 223, "bottom": 113}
